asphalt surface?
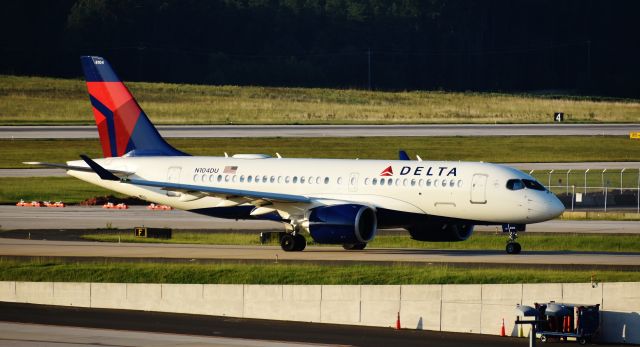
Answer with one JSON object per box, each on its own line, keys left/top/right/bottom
{"left": 0, "top": 321, "right": 318, "bottom": 347}
{"left": 1, "top": 123, "right": 638, "bottom": 139}
{"left": 1, "top": 206, "right": 638, "bottom": 233}
{"left": 1, "top": 236, "right": 639, "bottom": 267}
{"left": 0, "top": 168, "right": 67, "bottom": 177}
{"left": 0, "top": 302, "right": 532, "bottom": 347}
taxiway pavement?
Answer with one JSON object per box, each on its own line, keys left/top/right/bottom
{"left": 1, "top": 237, "right": 638, "bottom": 267}
{"left": 1, "top": 123, "right": 638, "bottom": 139}
{"left": 1, "top": 206, "right": 638, "bottom": 233}
{"left": 0, "top": 302, "right": 526, "bottom": 347}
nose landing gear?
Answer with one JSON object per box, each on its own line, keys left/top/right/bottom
{"left": 503, "top": 224, "right": 523, "bottom": 254}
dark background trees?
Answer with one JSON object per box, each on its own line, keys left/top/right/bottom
{"left": 1, "top": 0, "right": 638, "bottom": 97}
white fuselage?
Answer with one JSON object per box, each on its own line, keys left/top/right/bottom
{"left": 67, "top": 155, "right": 565, "bottom": 226}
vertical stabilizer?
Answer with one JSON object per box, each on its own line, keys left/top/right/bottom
{"left": 80, "top": 56, "right": 188, "bottom": 157}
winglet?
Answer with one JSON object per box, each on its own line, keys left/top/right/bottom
{"left": 399, "top": 150, "right": 410, "bottom": 161}
{"left": 79, "top": 154, "right": 120, "bottom": 181}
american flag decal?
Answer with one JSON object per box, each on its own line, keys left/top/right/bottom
{"left": 223, "top": 166, "right": 238, "bottom": 174}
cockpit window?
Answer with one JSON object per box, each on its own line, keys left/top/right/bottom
{"left": 506, "top": 179, "right": 525, "bottom": 190}
{"left": 522, "top": 179, "right": 546, "bottom": 191}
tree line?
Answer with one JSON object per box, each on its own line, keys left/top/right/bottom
{"left": 1, "top": 0, "right": 638, "bottom": 97}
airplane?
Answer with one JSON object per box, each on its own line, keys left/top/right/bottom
{"left": 27, "top": 56, "right": 565, "bottom": 254}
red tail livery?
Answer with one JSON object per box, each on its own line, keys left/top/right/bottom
{"left": 80, "top": 56, "right": 187, "bottom": 158}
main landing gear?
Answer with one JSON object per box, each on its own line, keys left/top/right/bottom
{"left": 280, "top": 233, "right": 306, "bottom": 252}
{"left": 505, "top": 225, "right": 522, "bottom": 254}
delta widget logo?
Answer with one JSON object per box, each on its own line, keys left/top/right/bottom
{"left": 380, "top": 166, "right": 393, "bottom": 176}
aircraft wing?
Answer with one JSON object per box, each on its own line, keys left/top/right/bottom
{"left": 23, "top": 161, "right": 135, "bottom": 177}
{"left": 125, "top": 178, "right": 311, "bottom": 203}
{"left": 78, "top": 155, "right": 311, "bottom": 204}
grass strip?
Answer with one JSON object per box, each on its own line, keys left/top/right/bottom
{"left": 2, "top": 136, "right": 639, "bottom": 169}
{"left": 80, "top": 232, "right": 640, "bottom": 253}
{"left": 2, "top": 75, "right": 639, "bottom": 125}
{"left": 0, "top": 177, "right": 125, "bottom": 204}
{"left": 560, "top": 211, "right": 640, "bottom": 221}
{"left": 82, "top": 232, "right": 276, "bottom": 246}
{"left": 0, "top": 259, "right": 637, "bottom": 284}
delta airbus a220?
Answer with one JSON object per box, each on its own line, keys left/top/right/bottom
{"left": 27, "top": 56, "right": 565, "bottom": 254}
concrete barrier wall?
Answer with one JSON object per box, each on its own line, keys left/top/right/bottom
{"left": 1, "top": 281, "right": 638, "bottom": 344}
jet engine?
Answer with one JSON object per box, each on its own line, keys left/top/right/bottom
{"left": 407, "top": 222, "right": 474, "bottom": 242}
{"left": 307, "top": 204, "right": 377, "bottom": 244}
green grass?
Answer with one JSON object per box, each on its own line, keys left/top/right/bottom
{"left": 0, "top": 259, "right": 637, "bottom": 284}
{"left": 0, "top": 177, "right": 125, "bottom": 204}
{"left": 83, "top": 232, "right": 276, "bottom": 246}
{"left": 560, "top": 211, "right": 640, "bottom": 221}
{"left": 1, "top": 75, "right": 639, "bottom": 125}
{"left": 81, "top": 231, "right": 640, "bottom": 253}
{"left": 2, "top": 136, "right": 639, "bottom": 169}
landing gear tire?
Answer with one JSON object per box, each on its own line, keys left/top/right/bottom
{"left": 280, "top": 233, "right": 306, "bottom": 252}
{"left": 293, "top": 234, "right": 306, "bottom": 251}
{"left": 504, "top": 225, "right": 522, "bottom": 254}
{"left": 506, "top": 242, "right": 521, "bottom": 254}
{"left": 342, "top": 242, "right": 367, "bottom": 250}
{"left": 540, "top": 335, "right": 547, "bottom": 343}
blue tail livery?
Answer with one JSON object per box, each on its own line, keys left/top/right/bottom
{"left": 80, "top": 56, "right": 188, "bottom": 157}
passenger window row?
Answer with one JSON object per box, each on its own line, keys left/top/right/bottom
{"left": 364, "top": 177, "right": 464, "bottom": 188}
{"left": 193, "top": 174, "right": 332, "bottom": 185}
{"left": 191, "top": 173, "right": 466, "bottom": 190}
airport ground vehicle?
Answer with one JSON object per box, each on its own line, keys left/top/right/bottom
{"left": 535, "top": 302, "right": 600, "bottom": 345}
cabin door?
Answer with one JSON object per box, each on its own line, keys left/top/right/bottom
{"left": 470, "top": 174, "right": 488, "bottom": 204}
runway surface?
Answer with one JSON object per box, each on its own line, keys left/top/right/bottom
{"left": 1, "top": 206, "right": 638, "bottom": 233}
{"left": 0, "top": 168, "right": 67, "bottom": 177}
{"left": 0, "top": 321, "right": 317, "bottom": 347}
{"left": 0, "top": 302, "right": 527, "bottom": 347}
{"left": 1, "top": 123, "right": 638, "bottom": 139}
{"left": 1, "top": 237, "right": 639, "bottom": 267}
{"left": 4, "top": 161, "right": 640, "bottom": 178}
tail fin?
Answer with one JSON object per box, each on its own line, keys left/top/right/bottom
{"left": 80, "top": 56, "right": 188, "bottom": 157}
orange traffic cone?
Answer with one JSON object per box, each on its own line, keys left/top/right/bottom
{"left": 396, "top": 312, "right": 401, "bottom": 330}
{"left": 500, "top": 318, "right": 506, "bottom": 337}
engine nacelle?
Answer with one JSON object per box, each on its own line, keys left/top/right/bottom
{"left": 307, "top": 204, "right": 377, "bottom": 244}
{"left": 407, "top": 222, "right": 474, "bottom": 242}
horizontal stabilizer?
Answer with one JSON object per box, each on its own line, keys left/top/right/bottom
{"left": 23, "top": 161, "right": 134, "bottom": 177}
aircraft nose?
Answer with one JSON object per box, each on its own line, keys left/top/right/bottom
{"left": 547, "top": 194, "right": 565, "bottom": 219}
